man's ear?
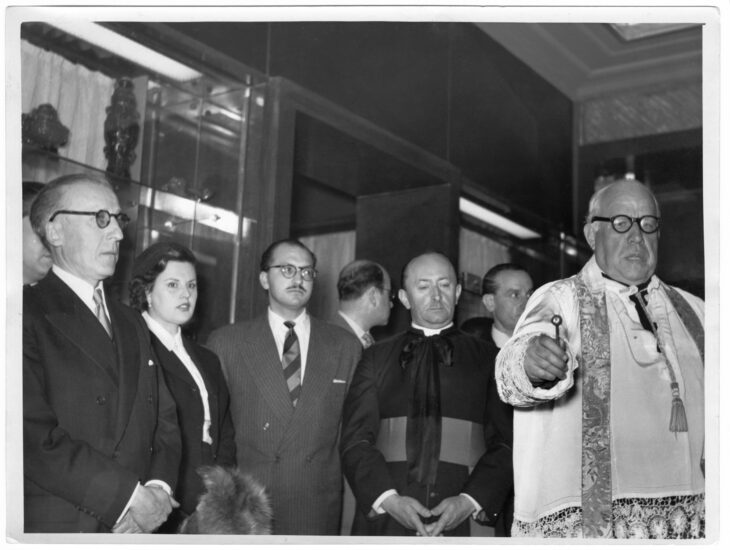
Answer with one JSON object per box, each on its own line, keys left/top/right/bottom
{"left": 367, "top": 286, "right": 379, "bottom": 307}
{"left": 455, "top": 283, "right": 462, "bottom": 305}
{"left": 398, "top": 288, "right": 411, "bottom": 310}
{"left": 44, "top": 220, "right": 62, "bottom": 247}
{"left": 258, "top": 270, "right": 270, "bottom": 291}
{"left": 482, "top": 293, "right": 496, "bottom": 314}
{"left": 583, "top": 222, "right": 596, "bottom": 251}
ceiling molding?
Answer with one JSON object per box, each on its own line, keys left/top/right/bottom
{"left": 476, "top": 22, "right": 702, "bottom": 101}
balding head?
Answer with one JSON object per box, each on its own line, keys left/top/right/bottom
{"left": 399, "top": 252, "right": 461, "bottom": 329}
{"left": 584, "top": 179, "right": 660, "bottom": 285}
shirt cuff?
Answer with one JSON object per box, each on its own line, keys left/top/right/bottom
{"left": 372, "top": 489, "right": 398, "bottom": 514}
{"left": 116, "top": 482, "right": 141, "bottom": 524}
{"left": 459, "top": 493, "right": 481, "bottom": 518}
{"left": 145, "top": 479, "right": 172, "bottom": 496}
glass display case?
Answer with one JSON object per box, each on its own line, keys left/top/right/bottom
{"left": 22, "top": 64, "right": 265, "bottom": 339}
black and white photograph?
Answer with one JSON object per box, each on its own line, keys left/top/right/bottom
{"left": 3, "top": 1, "right": 726, "bottom": 547}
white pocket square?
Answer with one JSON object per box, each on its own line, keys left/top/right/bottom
{"left": 332, "top": 379, "right": 347, "bottom": 384}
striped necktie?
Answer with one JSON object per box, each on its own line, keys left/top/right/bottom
{"left": 93, "top": 287, "right": 112, "bottom": 338}
{"left": 282, "top": 321, "right": 302, "bottom": 406}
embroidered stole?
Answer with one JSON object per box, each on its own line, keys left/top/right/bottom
{"left": 575, "top": 274, "right": 705, "bottom": 537}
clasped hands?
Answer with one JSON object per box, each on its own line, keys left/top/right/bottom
{"left": 112, "top": 484, "right": 179, "bottom": 534}
{"left": 381, "top": 494, "right": 475, "bottom": 536}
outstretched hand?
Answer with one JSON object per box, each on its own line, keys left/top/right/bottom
{"left": 381, "top": 494, "right": 432, "bottom": 536}
{"left": 523, "top": 334, "right": 568, "bottom": 386}
{"left": 425, "top": 495, "right": 474, "bottom": 536}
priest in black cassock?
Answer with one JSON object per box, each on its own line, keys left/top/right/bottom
{"left": 340, "top": 252, "right": 513, "bottom": 537}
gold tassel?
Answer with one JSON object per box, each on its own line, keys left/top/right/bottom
{"left": 669, "top": 382, "right": 688, "bottom": 433}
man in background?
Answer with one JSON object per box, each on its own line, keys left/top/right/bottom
{"left": 22, "top": 180, "right": 52, "bottom": 285}
{"left": 460, "top": 263, "right": 533, "bottom": 347}
{"left": 341, "top": 252, "right": 512, "bottom": 536}
{"left": 332, "top": 259, "right": 393, "bottom": 348}
{"left": 460, "top": 262, "right": 533, "bottom": 536}
{"left": 24, "top": 173, "right": 181, "bottom": 533}
{"left": 331, "top": 259, "right": 394, "bottom": 534}
{"left": 208, "top": 238, "right": 361, "bottom": 535}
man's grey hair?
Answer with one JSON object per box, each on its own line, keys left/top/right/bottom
{"left": 30, "top": 173, "right": 114, "bottom": 245}
{"left": 585, "top": 178, "right": 661, "bottom": 223}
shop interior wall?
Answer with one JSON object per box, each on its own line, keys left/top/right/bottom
{"left": 167, "top": 22, "right": 574, "bottom": 232}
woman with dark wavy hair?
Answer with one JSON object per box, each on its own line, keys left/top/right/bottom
{"left": 129, "top": 241, "right": 236, "bottom": 532}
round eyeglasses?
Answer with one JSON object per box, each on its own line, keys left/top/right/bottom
{"left": 266, "top": 264, "right": 317, "bottom": 281}
{"left": 49, "top": 209, "right": 131, "bottom": 230}
{"left": 590, "top": 215, "right": 660, "bottom": 234}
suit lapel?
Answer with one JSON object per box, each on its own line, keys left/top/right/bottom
{"left": 41, "top": 272, "right": 118, "bottom": 384}
{"left": 246, "top": 317, "right": 295, "bottom": 424}
{"left": 107, "top": 299, "right": 142, "bottom": 443}
{"left": 155, "top": 334, "right": 195, "bottom": 387}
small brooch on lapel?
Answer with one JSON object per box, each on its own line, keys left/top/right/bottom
{"left": 332, "top": 379, "right": 347, "bottom": 384}
{"left": 148, "top": 359, "right": 155, "bottom": 367}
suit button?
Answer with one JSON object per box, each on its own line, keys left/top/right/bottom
{"left": 96, "top": 396, "right": 106, "bottom": 405}
{"left": 149, "top": 446, "right": 154, "bottom": 454}
{"left": 430, "top": 491, "right": 437, "bottom": 498}
{"left": 263, "top": 422, "right": 270, "bottom": 431}
{"left": 305, "top": 455, "right": 312, "bottom": 462}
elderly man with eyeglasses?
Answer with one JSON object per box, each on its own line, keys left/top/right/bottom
{"left": 495, "top": 178, "right": 705, "bottom": 539}
{"left": 207, "top": 238, "right": 362, "bottom": 535}
{"left": 23, "top": 173, "right": 181, "bottom": 533}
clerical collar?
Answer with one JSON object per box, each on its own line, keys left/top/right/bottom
{"left": 411, "top": 322, "right": 453, "bottom": 337}
{"left": 601, "top": 272, "right": 651, "bottom": 292}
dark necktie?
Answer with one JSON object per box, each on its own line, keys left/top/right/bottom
{"left": 601, "top": 273, "right": 654, "bottom": 331}
{"left": 282, "top": 321, "right": 302, "bottom": 406}
{"left": 93, "top": 287, "right": 112, "bottom": 338}
{"left": 628, "top": 286, "right": 654, "bottom": 331}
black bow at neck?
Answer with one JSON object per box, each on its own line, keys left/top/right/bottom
{"left": 398, "top": 327, "right": 456, "bottom": 487}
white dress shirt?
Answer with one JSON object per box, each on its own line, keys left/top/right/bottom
{"left": 491, "top": 325, "right": 511, "bottom": 349}
{"left": 267, "top": 308, "right": 311, "bottom": 382}
{"left": 143, "top": 312, "right": 212, "bottom": 444}
{"left": 52, "top": 265, "right": 110, "bottom": 321}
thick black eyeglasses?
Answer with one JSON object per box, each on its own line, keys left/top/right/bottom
{"left": 591, "top": 215, "right": 660, "bottom": 234}
{"left": 49, "top": 209, "right": 131, "bottom": 230}
{"left": 267, "top": 264, "right": 317, "bottom": 281}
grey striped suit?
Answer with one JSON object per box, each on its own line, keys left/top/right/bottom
{"left": 208, "top": 314, "right": 361, "bottom": 535}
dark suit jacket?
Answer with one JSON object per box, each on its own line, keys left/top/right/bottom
{"left": 329, "top": 312, "right": 364, "bottom": 344}
{"left": 459, "top": 316, "right": 493, "bottom": 343}
{"left": 23, "top": 271, "right": 181, "bottom": 533}
{"left": 207, "top": 314, "right": 361, "bottom": 535}
{"left": 340, "top": 327, "right": 513, "bottom": 536}
{"left": 150, "top": 334, "right": 236, "bottom": 519}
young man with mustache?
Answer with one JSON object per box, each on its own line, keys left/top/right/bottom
{"left": 208, "top": 238, "right": 361, "bottom": 535}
